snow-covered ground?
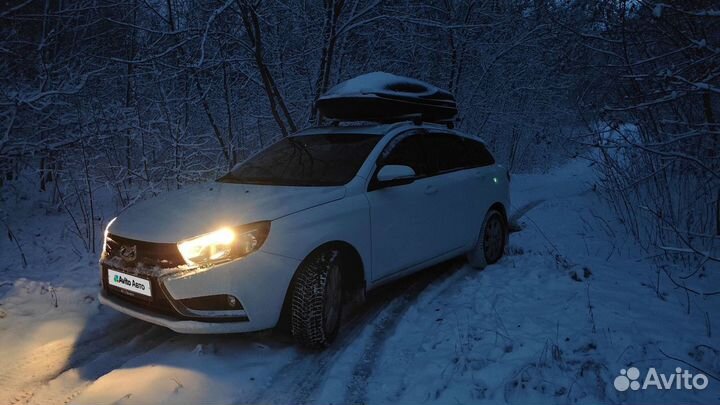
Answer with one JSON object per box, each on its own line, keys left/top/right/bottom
{"left": 1, "top": 159, "right": 718, "bottom": 404}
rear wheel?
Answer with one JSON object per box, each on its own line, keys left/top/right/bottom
{"left": 467, "top": 209, "right": 507, "bottom": 269}
{"left": 290, "top": 248, "right": 343, "bottom": 348}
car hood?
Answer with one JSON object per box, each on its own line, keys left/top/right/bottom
{"left": 109, "top": 182, "right": 346, "bottom": 243}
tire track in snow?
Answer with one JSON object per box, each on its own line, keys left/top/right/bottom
{"left": 343, "top": 260, "right": 469, "bottom": 404}
{"left": 1, "top": 323, "right": 133, "bottom": 405}
{"left": 249, "top": 258, "right": 467, "bottom": 405}
{"left": 28, "top": 325, "right": 172, "bottom": 405}
{"left": 248, "top": 297, "right": 390, "bottom": 405}
{"left": 509, "top": 199, "right": 545, "bottom": 232}
{"left": 1, "top": 317, "right": 173, "bottom": 405}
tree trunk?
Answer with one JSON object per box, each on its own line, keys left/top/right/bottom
{"left": 238, "top": 0, "right": 296, "bottom": 136}
{"left": 311, "top": 0, "right": 344, "bottom": 125}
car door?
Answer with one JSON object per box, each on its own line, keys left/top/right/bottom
{"left": 365, "top": 130, "right": 443, "bottom": 281}
{"left": 462, "top": 137, "right": 499, "bottom": 233}
{"left": 422, "top": 132, "right": 476, "bottom": 250}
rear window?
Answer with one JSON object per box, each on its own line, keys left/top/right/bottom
{"left": 424, "top": 133, "right": 495, "bottom": 172}
{"left": 465, "top": 138, "right": 495, "bottom": 167}
{"left": 219, "top": 134, "right": 381, "bottom": 186}
{"left": 424, "top": 133, "right": 471, "bottom": 172}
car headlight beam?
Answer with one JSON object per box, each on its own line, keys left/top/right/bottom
{"left": 177, "top": 221, "right": 270, "bottom": 267}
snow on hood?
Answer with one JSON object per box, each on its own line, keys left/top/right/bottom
{"left": 322, "top": 71, "right": 443, "bottom": 98}
{"left": 109, "top": 182, "right": 346, "bottom": 243}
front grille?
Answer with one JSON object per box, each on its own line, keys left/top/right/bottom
{"left": 106, "top": 233, "right": 185, "bottom": 268}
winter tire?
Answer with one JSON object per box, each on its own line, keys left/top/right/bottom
{"left": 467, "top": 209, "right": 507, "bottom": 269}
{"left": 291, "top": 248, "right": 343, "bottom": 348}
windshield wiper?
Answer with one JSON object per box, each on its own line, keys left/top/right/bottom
{"left": 217, "top": 175, "right": 285, "bottom": 185}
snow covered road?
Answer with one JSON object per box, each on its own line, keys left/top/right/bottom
{"left": 1, "top": 159, "right": 718, "bottom": 404}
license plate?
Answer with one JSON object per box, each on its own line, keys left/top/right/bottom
{"left": 108, "top": 269, "right": 152, "bottom": 298}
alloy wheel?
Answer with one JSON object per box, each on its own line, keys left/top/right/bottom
{"left": 483, "top": 214, "right": 504, "bottom": 263}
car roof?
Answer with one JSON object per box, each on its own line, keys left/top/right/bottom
{"left": 292, "top": 121, "right": 462, "bottom": 137}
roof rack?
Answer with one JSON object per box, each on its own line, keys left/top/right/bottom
{"left": 322, "top": 114, "right": 455, "bottom": 129}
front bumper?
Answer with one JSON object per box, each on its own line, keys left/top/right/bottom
{"left": 99, "top": 250, "right": 301, "bottom": 333}
{"left": 99, "top": 291, "right": 257, "bottom": 333}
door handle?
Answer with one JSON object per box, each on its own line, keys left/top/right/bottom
{"left": 424, "top": 185, "right": 438, "bottom": 195}
{"left": 474, "top": 171, "right": 490, "bottom": 181}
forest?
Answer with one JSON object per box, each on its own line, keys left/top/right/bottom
{"left": 2, "top": 0, "right": 718, "bottom": 266}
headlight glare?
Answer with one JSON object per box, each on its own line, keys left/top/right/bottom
{"left": 103, "top": 217, "right": 117, "bottom": 255}
{"left": 177, "top": 221, "right": 269, "bottom": 266}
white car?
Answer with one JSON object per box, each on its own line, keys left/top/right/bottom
{"left": 99, "top": 121, "right": 510, "bottom": 347}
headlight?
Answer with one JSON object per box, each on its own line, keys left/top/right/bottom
{"left": 177, "top": 221, "right": 270, "bottom": 266}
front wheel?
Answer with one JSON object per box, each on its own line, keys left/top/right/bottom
{"left": 467, "top": 209, "right": 507, "bottom": 269}
{"left": 290, "top": 248, "right": 343, "bottom": 348}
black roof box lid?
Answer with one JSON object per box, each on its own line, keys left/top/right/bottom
{"left": 316, "top": 72, "right": 457, "bottom": 123}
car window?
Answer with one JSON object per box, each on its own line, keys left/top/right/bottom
{"left": 219, "top": 134, "right": 381, "bottom": 186}
{"left": 423, "top": 133, "right": 471, "bottom": 172}
{"left": 465, "top": 138, "right": 495, "bottom": 167}
{"left": 424, "top": 133, "right": 495, "bottom": 172}
{"left": 380, "top": 132, "right": 430, "bottom": 176}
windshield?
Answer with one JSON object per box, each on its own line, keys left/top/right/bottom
{"left": 219, "top": 134, "right": 381, "bottom": 186}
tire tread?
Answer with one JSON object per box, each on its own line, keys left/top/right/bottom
{"left": 291, "top": 252, "right": 339, "bottom": 348}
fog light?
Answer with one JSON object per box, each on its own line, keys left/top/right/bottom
{"left": 180, "top": 294, "right": 243, "bottom": 311}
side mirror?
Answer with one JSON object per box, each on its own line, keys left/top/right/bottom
{"left": 376, "top": 165, "right": 416, "bottom": 187}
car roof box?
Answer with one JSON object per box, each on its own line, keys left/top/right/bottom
{"left": 316, "top": 72, "right": 458, "bottom": 123}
